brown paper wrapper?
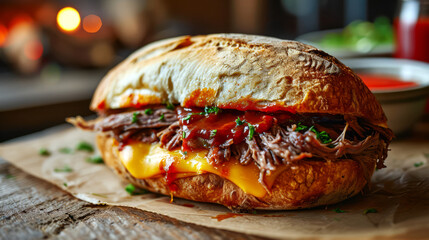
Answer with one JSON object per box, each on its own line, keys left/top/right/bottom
{"left": 1, "top": 127, "right": 429, "bottom": 239}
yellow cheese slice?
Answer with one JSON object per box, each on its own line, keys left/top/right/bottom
{"left": 118, "top": 142, "right": 287, "bottom": 198}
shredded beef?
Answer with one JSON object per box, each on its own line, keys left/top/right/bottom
{"left": 157, "top": 121, "right": 182, "bottom": 150}
{"left": 69, "top": 107, "right": 392, "bottom": 182}
{"left": 71, "top": 107, "right": 177, "bottom": 132}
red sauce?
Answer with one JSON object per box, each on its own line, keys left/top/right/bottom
{"left": 97, "top": 100, "right": 106, "bottom": 110}
{"left": 177, "top": 107, "right": 293, "bottom": 152}
{"left": 394, "top": 17, "right": 429, "bottom": 62}
{"left": 359, "top": 74, "right": 418, "bottom": 91}
{"left": 162, "top": 159, "right": 179, "bottom": 192}
{"left": 181, "top": 203, "right": 195, "bottom": 208}
{"left": 211, "top": 213, "right": 244, "bottom": 221}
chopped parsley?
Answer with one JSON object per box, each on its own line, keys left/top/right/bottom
{"left": 132, "top": 112, "right": 140, "bottom": 123}
{"left": 363, "top": 208, "right": 377, "bottom": 214}
{"left": 204, "top": 106, "right": 220, "bottom": 115}
{"left": 76, "top": 141, "right": 94, "bottom": 152}
{"left": 309, "top": 126, "right": 332, "bottom": 144}
{"left": 39, "top": 148, "right": 51, "bottom": 156}
{"left": 86, "top": 156, "right": 104, "bottom": 164}
{"left": 63, "top": 182, "right": 68, "bottom": 187}
{"left": 166, "top": 102, "right": 175, "bottom": 110}
{"left": 414, "top": 162, "right": 424, "bottom": 167}
{"left": 235, "top": 117, "right": 245, "bottom": 126}
{"left": 182, "top": 115, "right": 191, "bottom": 121}
{"left": 144, "top": 108, "right": 153, "bottom": 115}
{"left": 295, "top": 122, "right": 308, "bottom": 131}
{"left": 182, "top": 131, "right": 186, "bottom": 139}
{"left": 182, "top": 151, "right": 188, "bottom": 156}
{"left": 125, "top": 183, "right": 148, "bottom": 195}
{"left": 54, "top": 165, "right": 73, "bottom": 173}
{"left": 59, "top": 147, "right": 72, "bottom": 154}
{"left": 210, "top": 129, "right": 217, "bottom": 139}
{"left": 248, "top": 123, "right": 255, "bottom": 140}
{"left": 332, "top": 208, "right": 345, "bottom": 213}
{"left": 294, "top": 123, "right": 332, "bottom": 144}
{"left": 6, "top": 174, "right": 15, "bottom": 179}
{"left": 159, "top": 114, "right": 165, "bottom": 121}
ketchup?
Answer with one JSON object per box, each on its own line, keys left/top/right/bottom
{"left": 177, "top": 107, "right": 292, "bottom": 152}
{"left": 359, "top": 74, "right": 418, "bottom": 91}
{"left": 394, "top": 16, "right": 429, "bottom": 62}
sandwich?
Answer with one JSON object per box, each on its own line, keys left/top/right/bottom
{"left": 69, "top": 34, "right": 393, "bottom": 210}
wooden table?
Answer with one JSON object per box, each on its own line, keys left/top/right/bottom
{"left": 0, "top": 158, "right": 267, "bottom": 239}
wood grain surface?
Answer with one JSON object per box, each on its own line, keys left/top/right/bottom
{"left": 0, "top": 158, "right": 270, "bottom": 240}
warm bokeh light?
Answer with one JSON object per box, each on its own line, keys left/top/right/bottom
{"left": 83, "top": 14, "right": 102, "bottom": 33}
{"left": 24, "top": 40, "right": 43, "bottom": 60}
{"left": 0, "top": 25, "right": 7, "bottom": 47}
{"left": 9, "top": 14, "right": 33, "bottom": 29}
{"left": 57, "top": 7, "right": 80, "bottom": 32}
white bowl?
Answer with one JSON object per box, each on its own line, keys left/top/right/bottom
{"left": 343, "top": 58, "right": 429, "bottom": 135}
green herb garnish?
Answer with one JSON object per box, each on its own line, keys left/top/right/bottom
{"left": 414, "top": 162, "right": 424, "bottom": 167}
{"left": 132, "top": 112, "right": 140, "bottom": 123}
{"left": 160, "top": 114, "right": 165, "bottom": 121}
{"left": 6, "top": 174, "right": 15, "bottom": 179}
{"left": 76, "top": 141, "right": 94, "bottom": 152}
{"left": 210, "top": 129, "right": 217, "bottom": 139}
{"left": 332, "top": 208, "right": 345, "bottom": 213}
{"left": 125, "top": 183, "right": 148, "bottom": 195}
{"left": 235, "top": 117, "right": 245, "bottom": 126}
{"left": 182, "top": 131, "right": 186, "bottom": 139}
{"left": 295, "top": 123, "right": 332, "bottom": 144}
{"left": 54, "top": 165, "right": 73, "bottom": 173}
{"left": 204, "top": 106, "right": 220, "bottom": 115}
{"left": 59, "top": 147, "right": 72, "bottom": 154}
{"left": 166, "top": 102, "right": 175, "bottom": 110}
{"left": 363, "top": 208, "right": 377, "bottom": 214}
{"left": 86, "top": 156, "right": 104, "bottom": 164}
{"left": 39, "top": 148, "right": 51, "bottom": 156}
{"left": 182, "top": 151, "right": 188, "bottom": 156}
{"left": 63, "top": 182, "right": 68, "bottom": 187}
{"left": 295, "top": 122, "right": 308, "bottom": 131}
{"left": 248, "top": 123, "right": 255, "bottom": 140}
{"left": 309, "top": 126, "right": 332, "bottom": 144}
{"left": 144, "top": 108, "right": 153, "bottom": 115}
{"left": 182, "top": 115, "right": 191, "bottom": 121}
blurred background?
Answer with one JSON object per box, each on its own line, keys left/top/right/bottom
{"left": 0, "top": 0, "right": 428, "bottom": 141}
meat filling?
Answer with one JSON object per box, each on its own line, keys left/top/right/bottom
{"left": 70, "top": 105, "right": 392, "bottom": 185}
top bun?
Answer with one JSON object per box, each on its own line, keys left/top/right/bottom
{"left": 91, "top": 34, "right": 387, "bottom": 126}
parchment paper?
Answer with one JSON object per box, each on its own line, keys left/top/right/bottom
{"left": 1, "top": 127, "right": 429, "bottom": 239}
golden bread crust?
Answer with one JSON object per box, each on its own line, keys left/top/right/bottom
{"left": 98, "top": 133, "right": 370, "bottom": 210}
{"left": 91, "top": 34, "right": 387, "bottom": 126}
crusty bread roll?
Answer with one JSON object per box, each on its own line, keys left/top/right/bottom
{"left": 91, "top": 34, "right": 387, "bottom": 127}
{"left": 71, "top": 34, "right": 392, "bottom": 211}
{"left": 98, "top": 133, "right": 369, "bottom": 210}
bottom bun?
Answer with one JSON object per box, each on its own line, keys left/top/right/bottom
{"left": 97, "top": 133, "right": 371, "bottom": 210}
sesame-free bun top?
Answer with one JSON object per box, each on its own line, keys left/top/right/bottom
{"left": 91, "top": 34, "right": 387, "bottom": 126}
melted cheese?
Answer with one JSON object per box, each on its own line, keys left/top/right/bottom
{"left": 118, "top": 142, "right": 287, "bottom": 198}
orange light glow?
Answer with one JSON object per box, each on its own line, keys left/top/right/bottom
{"left": 9, "top": 14, "right": 33, "bottom": 29}
{"left": 83, "top": 14, "right": 102, "bottom": 33}
{"left": 57, "top": 7, "right": 80, "bottom": 32}
{"left": 24, "top": 40, "right": 43, "bottom": 60}
{"left": 0, "top": 25, "right": 7, "bottom": 47}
